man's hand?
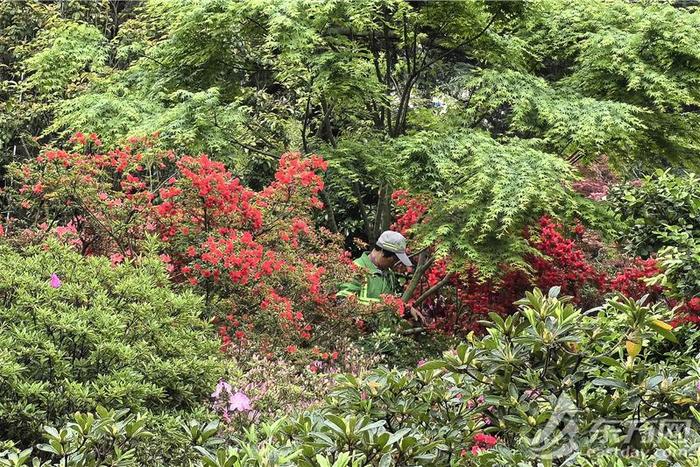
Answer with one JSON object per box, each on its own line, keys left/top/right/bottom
{"left": 408, "top": 306, "right": 425, "bottom": 323}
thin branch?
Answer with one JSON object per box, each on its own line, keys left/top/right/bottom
{"left": 302, "top": 93, "right": 312, "bottom": 154}
{"left": 414, "top": 272, "right": 455, "bottom": 306}
{"left": 415, "top": 15, "right": 496, "bottom": 77}
{"left": 211, "top": 112, "right": 277, "bottom": 158}
{"left": 319, "top": 188, "right": 338, "bottom": 233}
{"left": 401, "top": 250, "right": 434, "bottom": 302}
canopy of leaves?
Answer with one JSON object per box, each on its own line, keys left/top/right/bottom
{"left": 398, "top": 131, "right": 576, "bottom": 275}
{"left": 521, "top": 0, "right": 700, "bottom": 168}
{"left": 3, "top": 0, "right": 699, "bottom": 270}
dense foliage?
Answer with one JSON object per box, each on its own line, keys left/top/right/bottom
{"left": 179, "top": 290, "right": 700, "bottom": 466}
{"left": 1, "top": 0, "right": 699, "bottom": 465}
{"left": 4, "top": 0, "right": 699, "bottom": 242}
{"left": 5, "top": 289, "right": 699, "bottom": 466}
{"left": 611, "top": 170, "right": 700, "bottom": 298}
{"left": 0, "top": 241, "right": 224, "bottom": 448}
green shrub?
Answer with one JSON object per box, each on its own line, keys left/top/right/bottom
{"left": 610, "top": 170, "right": 700, "bottom": 258}
{"left": 195, "top": 288, "right": 699, "bottom": 466}
{"left": 654, "top": 238, "right": 700, "bottom": 299}
{"left": 610, "top": 170, "right": 700, "bottom": 298}
{"left": 358, "top": 326, "right": 456, "bottom": 369}
{"left": 0, "top": 240, "right": 225, "bottom": 447}
{"left": 5, "top": 287, "right": 699, "bottom": 465}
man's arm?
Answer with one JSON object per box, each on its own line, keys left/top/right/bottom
{"left": 336, "top": 278, "right": 362, "bottom": 299}
{"left": 337, "top": 275, "right": 382, "bottom": 304}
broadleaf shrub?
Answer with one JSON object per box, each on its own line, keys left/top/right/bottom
{"left": 189, "top": 289, "right": 700, "bottom": 465}
{"left": 610, "top": 170, "right": 700, "bottom": 319}
{"left": 0, "top": 240, "right": 224, "bottom": 446}
{"left": 610, "top": 170, "right": 700, "bottom": 259}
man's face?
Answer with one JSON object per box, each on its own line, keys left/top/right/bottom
{"left": 374, "top": 252, "right": 397, "bottom": 270}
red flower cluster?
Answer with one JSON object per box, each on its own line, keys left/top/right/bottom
{"left": 528, "top": 216, "right": 606, "bottom": 300}
{"left": 610, "top": 258, "right": 662, "bottom": 300}
{"left": 382, "top": 294, "right": 407, "bottom": 318}
{"left": 671, "top": 297, "right": 700, "bottom": 327}
{"left": 152, "top": 152, "right": 349, "bottom": 346}
{"left": 258, "top": 152, "right": 326, "bottom": 211}
{"left": 14, "top": 140, "right": 163, "bottom": 255}
{"left": 685, "top": 297, "right": 700, "bottom": 324}
{"left": 69, "top": 131, "right": 102, "bottom": 147}
{"left": 470, "top": 433, "right": 498, "bottom": 455}
{"left": 391, "top": 189, "right": 428, "bottom": 235}
{"left": 420, "top": 262, "right": 530, "bottom": 334}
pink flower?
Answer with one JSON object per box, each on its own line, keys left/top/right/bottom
{"left": 50, "top": 273, "right": 62, "bottom": 288}
{"left": 211, "top": 379, "right": 232, "bottom": 399}
{"left": 110, "top": 253, "right": 125, "bottom": 265}
{"left": 229, "top": 391, "right": 251, "bottom": 412}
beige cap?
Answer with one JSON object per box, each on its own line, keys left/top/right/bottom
{"left": 376, "top": 230, "right": 412, "bottom": 267}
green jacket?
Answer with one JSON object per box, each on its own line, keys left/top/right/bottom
{"left": 337, "top": 252, "right": 400, "bottom": 303}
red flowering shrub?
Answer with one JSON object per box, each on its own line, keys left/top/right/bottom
{"left": 683, "top": 297, "right": 700, "bottom": 325}
{"left": 415, "top": 261, "right": 529, "bottom": 334}
{"left": 528, "top": 216, "right": 606, "bottom": 302}
{"left": 7, "top": 135, "right": 361, "bottom": 353}
{"left": 609, "top": 257, "right": 663, "bottom": 300}
{"left": 470, "top": 432, "right": 499, "bottom": 455}
{"left": 157, "top": 152, "right": 361, "bottom": 351}
{"left": 668, "top": 296, "right": 700, "bottom": 327}
{"left": 393, "top": 190, "right": 675, "bottom": 335}
{"left": 8, "top": 134, "right": 166, "bottom": 256}
{"left": 390, "top": 189, "right": 428, "bottom": 235}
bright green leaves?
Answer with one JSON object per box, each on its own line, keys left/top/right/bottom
{"left": 23, "top": 21, "right": 107, "bottom": 97}
{"left": 456, "top": 69, "right": 644, "bottom": 160}
{"left": 0, "top": 408, "right": 154, "bottom": 467}
{"left": 605, "top": 294, "right": 678, "bottom": 354}
{"left": 400, "top": 130, "right": 576, "bottom": 275}
{"left": 521, "top": 0, "right": 700, "bottom": 169}
{"left": 0, "top": 241, "right": 226, "bottom": 447}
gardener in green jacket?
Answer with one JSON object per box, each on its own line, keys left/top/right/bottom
{"left": 338, "top": 230, "right": 424, "bottom": 321}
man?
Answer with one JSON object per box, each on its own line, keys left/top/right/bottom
{"left": 338, "top": 230, "right": 424, "bottom": 320}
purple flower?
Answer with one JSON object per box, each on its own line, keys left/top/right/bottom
{"left": 696, "top": 380, "right": 700, "bottom": 392}
{"left": 229, "top": 391, "right": 251, "bottom": 412}
{"left": 211, "top": 379, "right": 232, "bottom": 399}
{"left": 49, "top": 273, "right": 62, "bottom": 288}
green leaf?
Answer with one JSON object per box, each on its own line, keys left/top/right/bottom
{"left": 591, "top": 378, "right": 627, "bottom": 390}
